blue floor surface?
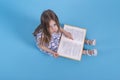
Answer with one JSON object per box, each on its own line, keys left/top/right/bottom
{"left": 0, "top": 0, "right": 120, "bottom": 80}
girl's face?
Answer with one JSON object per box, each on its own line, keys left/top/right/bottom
{"left": 49, "top": 20, "right": 58, "bottom": 34}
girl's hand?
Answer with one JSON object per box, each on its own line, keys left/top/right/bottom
{"left": 53, "top": 53, "right": 59, "bottom": 58}
{"left": 64, "top": 31, "right": 73, "bottom": 40}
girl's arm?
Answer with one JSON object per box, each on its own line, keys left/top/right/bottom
{"left": 38, "top": 44, "right": 59, "bottom": 58}
{"left": 60, "top": 27, "right": 73, "bottom": 40}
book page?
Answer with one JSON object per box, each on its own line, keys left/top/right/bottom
{"left": 57, "top": 38, "right": 82, "bottom": 60}
{"left": 57, "top": 24, "right": 86, "bottom": 61}
{"left": 64, "top": 25, "right": 86, "bottom": 43}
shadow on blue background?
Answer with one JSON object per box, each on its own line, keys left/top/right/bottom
{"left": 0, "top": 0, "right": 120, "bottom": 80}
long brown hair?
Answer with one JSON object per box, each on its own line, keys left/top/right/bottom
{"left": 33, "top": 9, "right": 60, "bottom": 45}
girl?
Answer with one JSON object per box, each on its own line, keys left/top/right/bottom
{"left": 33, "top": 9, "right": 97, "bottom": 58}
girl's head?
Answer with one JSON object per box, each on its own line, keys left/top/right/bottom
{"left": 41, "top": 9, "right": 60, "bottom": 34}
{"left": 33, "top": 9, "right": 60, "bottom": 44}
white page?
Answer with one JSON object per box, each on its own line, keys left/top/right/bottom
{"left": 57, "top": 24, "right": 86, "bottom": 61}
{"left": 57, "top": 38, "right": 82, "bottom": 60}
{"left": 64, "top": 25, "right": 86, "bottom": 43}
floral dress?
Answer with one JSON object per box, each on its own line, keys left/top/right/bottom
{"left": 35, "top": 31, "right": 62, "bottom": 56}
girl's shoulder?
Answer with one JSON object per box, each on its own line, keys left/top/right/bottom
{"left": 52, "top": 31, "right": 61, "bottom": 35}
{"left": 36, "top": 31, "right": 61, "bottom": 39}
{"left": 36, "top": 31, "right": 43, "bottom": 39}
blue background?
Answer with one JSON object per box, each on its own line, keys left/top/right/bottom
{"left": 0, "top": 0, "right": 120, "bottom": 80}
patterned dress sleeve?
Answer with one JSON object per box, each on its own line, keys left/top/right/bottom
{"left": 36, "top": 32, "right": 53, "bottom": 56}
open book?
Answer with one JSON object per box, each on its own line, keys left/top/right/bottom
{"left": 57, "top": 24, "right": 86, "bottom": 61}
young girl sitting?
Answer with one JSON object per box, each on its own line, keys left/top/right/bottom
{"left": 33, "top": 9, "right": 97, "bottom": 58}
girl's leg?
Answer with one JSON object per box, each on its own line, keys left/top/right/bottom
{"left": 84, "top": 39, "right": 96, "bottom": 46}
{"left": 82, "top": 49, "right": 97, "bottom": 56}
